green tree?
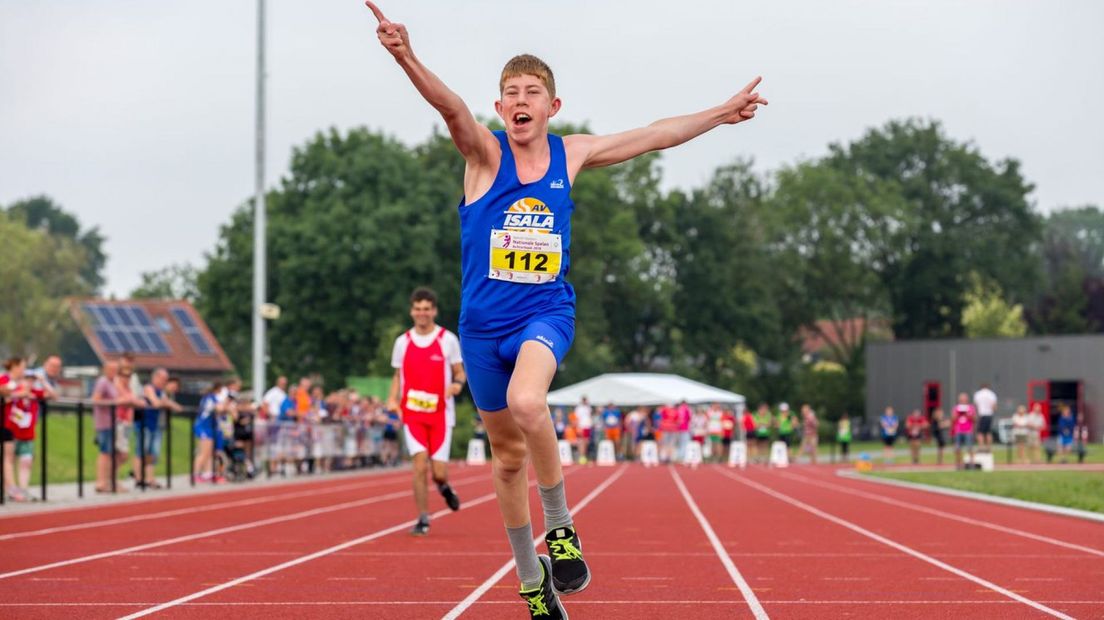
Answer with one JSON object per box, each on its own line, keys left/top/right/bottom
{"left": 130, "top": 263, "right": 199, "bottom": 302}
{"left": 4, "top": 195, "right": 107, "bottom": 294}
{"left": 824, "top": 119, "right": 1041, "bottom": 338}
{"left": 961, "top": 274, "right": 1028, "bottom": 338}
{"left": 1027, "top": 205, "right": 1104, "bottom": 333}
{"left": 0, "top": 213, "right": 90, "bottom": 358}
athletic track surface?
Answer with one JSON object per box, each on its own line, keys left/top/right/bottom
{"left": 1, "top": 463, "right": 1102, "bottom": 619}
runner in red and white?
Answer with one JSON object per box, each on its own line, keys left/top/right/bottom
{"left": 387, "top": 287, "right": 467, "bottom": 536}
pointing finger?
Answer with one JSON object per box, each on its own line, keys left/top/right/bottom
{"left": 741, "top": 76, "right": 762, "bottom": 94}
{"left": 365, "top": 1, "right": 387, "bottom": 24}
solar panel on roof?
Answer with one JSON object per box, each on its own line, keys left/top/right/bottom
{"left": 171, "top": 306, "right": 215, "bottom": 356}
{"left": 84, "top": 302, "right": 171, "bottom": 356}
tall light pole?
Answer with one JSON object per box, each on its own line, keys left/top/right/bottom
{"left": 252, "top": 0, "right": 267, "bottom": 398}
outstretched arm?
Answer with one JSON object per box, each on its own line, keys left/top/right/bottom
{"left": 565, "top": 76, "right": 767, "bottom": 173}
{"left": 364, "top": 2, "right": 496, "bottom": 165}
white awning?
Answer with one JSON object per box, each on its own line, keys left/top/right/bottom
{"left": 547, "top": 373, "right": 745, "bottom": 408}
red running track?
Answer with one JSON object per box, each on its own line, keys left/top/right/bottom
{"left": 0, "top": 463, "right": 1101, "bottom": 619}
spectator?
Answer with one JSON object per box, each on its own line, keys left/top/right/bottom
{"left": 115, "top": 357, "right": 145, "bottom": 479}
{"left": 973, "top": 383, "right": 998, "bottom": 453}
{"left": 262, "top": 376, "right": 288, "bottom": 420}
{"left": 930, "top": 407, "right": 949, "bottom": 465}
{"left": 193, "top": 381, "right": 228, "bottom": 483}
{"left": 1056, "top": 404, "right": 1076, "bottom": 463}
{"left": 905, "top": 409, "right": 929, "bottom": 465}
{"left": 676, "top": 400, "right": 693, "bottom": 462}
{"left": 799, "top": 404, "right": 819, "bottom": 464}
{"left": 879, "top": 406, "right": 900, "bottom": 464}
{"left": 952, "top": 393, "right": 977, "bottom": 470}
{"left": 836, "top": 412, "right": 852, "bottom": 463}
{"left": 1010, "top": 405, "right": 1030, "bottom": 464}
{"left": 2, "top": 358, "right": 44, "bottom": 502}
{"left": 30, "top": 355, "right": 62, "bottom": 400}
{"left": 381, "top": 407, "right": 401, "bottom": 466}
{"left": 720, "top": 407, "right": 736, "bottom": 463}
{"left": 752, "top": 403, "right": 772, "bottom": 464}
{"left": 690, "top": 406, "right": 708, "bottom": 448}
{"left": 624, "top": 406, "right": 645, "bottom": 460}
{"left": 552, "top": 407, "right": 567, "bottom": 440}
{"left": 135, "top": 368, "right": 182, "bottom": 489}
{"left": 706, "top": 403, "right": 725, "bottom": 463}
{"left": 600, "top": 403, "right": 622, "bottom": 460}
{"left": 573, "top": 397, "right": 593, "bottom": 464}
{"left": 1026, "top": 403, "right": 1046, "bottom": 464}
{"left": 658, "top": 403, "right": 679, "bottom": 464}
{"left": 776, "top": 403, "right": 796, "bottom": 461}
{"left": 90, "top": 361, "right": 124, "bottom": 493}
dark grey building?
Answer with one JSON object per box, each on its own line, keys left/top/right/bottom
{"left": 866, "top": 335, "right": 1103, "bottom": 441}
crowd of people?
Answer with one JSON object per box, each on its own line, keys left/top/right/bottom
{"left": 552, "top": 398, "right": 831, "bottom": 465}
{"left": 874, "top": 384, "right": 1092, "bottom": 469}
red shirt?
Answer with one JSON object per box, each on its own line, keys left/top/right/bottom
{"left": 2, "top": 375, "right": 44, "bottom": 441}
{"left": 721, "top": 411, "right": 736, "bottom": 440}
{"left": 742, "top": 412, "right": 757, "bottom": 434}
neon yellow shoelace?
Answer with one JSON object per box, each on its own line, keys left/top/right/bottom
{"left": 548, "top": 538, "right": 582, "bottom": 561}
{"left": 524, "top": 593, "right": 551, "bottom": 616}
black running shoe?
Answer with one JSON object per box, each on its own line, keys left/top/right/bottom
{"left": 410, "top": 517, "right": 430, "bottom": 537}
{"left": 439, "top": 483, "right": 461, "bottom": 511}
{"left": 519, "top": 555, "right": 568, "bottom": 619}
{"left": 544, "top": 525, "right": 590, "bottom": 595}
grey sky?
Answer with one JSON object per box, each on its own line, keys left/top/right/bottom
{"left": 3, "top": 0, "right": 1102, "bottom": 297}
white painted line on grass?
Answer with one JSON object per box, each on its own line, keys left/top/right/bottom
{"left": 670, "top": 467, "right": 769, "bottom": 620}
{"left": 0, "top": 473, "right": 488, "bottom": 580}
{"left": 716, "top": 468, "right": 1076, "bottom": 620}
{"left": 837, "top": 469, "right": 1104, "bottom": 524}
{"left": 0, "top": 470, "right": 428, "bottom": 541}
{"left": 781, "top": 470, "right": 1104, "bottom": 558}
{"left": 440, "top": 466, "right": 627, "bottom": 620}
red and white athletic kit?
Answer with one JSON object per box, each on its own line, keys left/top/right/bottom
{"left": 391, "top": 326, "right": 462, "bottom": 462}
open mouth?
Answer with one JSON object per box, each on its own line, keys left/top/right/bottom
{"left": 512, "top": 112, "right": 532, "bottom": 127}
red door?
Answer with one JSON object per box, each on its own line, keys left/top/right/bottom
{"left": 1027, "top": 380, "right": 1050, "bottom": 438}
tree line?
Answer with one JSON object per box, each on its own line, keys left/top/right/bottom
{"left": 4, "top": 118, "right": 1102, "bottom": 420}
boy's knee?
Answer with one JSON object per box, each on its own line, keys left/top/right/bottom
{"left": 491, "top": 440, "right": 527, "bottom": 476}
{"left": 506, "top": 393, "right": 548, "bottom": 434}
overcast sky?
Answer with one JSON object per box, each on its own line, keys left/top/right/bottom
{"left": 3, "top": 0, "right": 1102, "bottom": 297}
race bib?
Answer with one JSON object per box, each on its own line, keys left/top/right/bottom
{"left": 11, "top": 405, "right": 32, "bottom": 429}
{"left": 405, "top": 389, "right": 440, "bottom": 414}
{"left": 489, "top": 230, "right": 562, "bottom": 284}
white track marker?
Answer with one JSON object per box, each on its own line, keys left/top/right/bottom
{"left": 670, "top": 468, "right": 769, "bottom": 620}
{"left": 0, "top": 473, "right": 489, "bottom": 580}
{"left": 778, "top": 470, "right": 1104, "bottom": 558}
{"left": 441, "top": 466, "right": 627, "bottom": 620}
{"left": 715, "top": 468, "right": 1076, "bottom": 620}
{"left": 0, "top": 469, "right": 435, "bottom": 542}
{"left": 119, "top": 469, "right": 583, "bottom": 620}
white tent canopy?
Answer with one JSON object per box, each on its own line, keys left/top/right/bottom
{"left": 546, "top": 373, "right": 745, "bottom": 409}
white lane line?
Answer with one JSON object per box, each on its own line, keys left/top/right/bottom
{"left": 6, "top": 599, "right": 1104, "bottom": 607}
{"left": 837, "top": 469, "right": 1104, "bottom": 523}
{"left": 716, "top": 468, "right": 1077, "bottom": 620}
{"left": 440, "top": 466, "right": 627, "bottom": 620}
{"left": 0, "top": 473, "right": 488, "bottom": 580}
{"left": 670, "top": 468, "right": 769, "bottom": 620}
{"left": 117, "top": 469, "right": 584, "bottom": 620}
{"left": 0, "top": 469, "right": 430, "bottom": 541}
{"left": 779, "top": 470, "right": 1104, "bottom": 558}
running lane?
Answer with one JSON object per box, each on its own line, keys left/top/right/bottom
{"left": 139, "top": 465, "right": 608, "bottom": 620}
{"left": 0, "top": 468, "right": 481, "bottom": 574}
{"left": 448, "top": 464, "right": 758, "bottom": 620}
{"left": 677, "top": 464, "right": 1057, "bottom": 620}
{"left": 716, "top": 465, "right": 1101, "bottom": 619}
{"left": 0, "top": 467, "right": 496, "bottom": 619}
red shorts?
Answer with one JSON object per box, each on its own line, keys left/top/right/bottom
{"left": 403, "top": 415, "right": 452, "bottom": 462}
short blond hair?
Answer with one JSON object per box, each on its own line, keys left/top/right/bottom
{"left": 499, "top": 54, "right": 556, "bottom": 99}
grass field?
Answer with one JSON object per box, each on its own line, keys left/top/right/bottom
{"left": 867, "top": 470, "right": 1104, "bottom": 513}
{"left": 814, "top": 439, "right": 1104, "bottom": 466}
{"left": 19, "top": 412, "right": 194, "bottom": 487}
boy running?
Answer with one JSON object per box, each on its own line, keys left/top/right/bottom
{"left": 387, "top": 287, "right": 466, "bottom": 535}
{"left": 365, "top": 3, "right": 766, "bottom": 616}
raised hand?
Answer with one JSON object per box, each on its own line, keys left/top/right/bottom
{"left": 365, "top": 1, "right": 411, "bottom": 60}
{"left": 722, "top": 76, "right": 768, "bottom": 124}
